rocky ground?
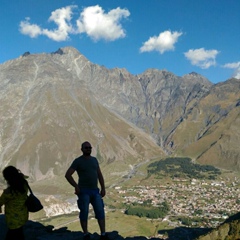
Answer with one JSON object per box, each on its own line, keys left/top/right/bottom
{"left": 1, "top": 212, "right": 239, "bottom": 240}
{"left": 0, "top": 215, "right": 161, "bottom": 240}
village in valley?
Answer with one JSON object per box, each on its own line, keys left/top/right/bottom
{"left": 111, "top": 177, "right": 240, "bottom": 229}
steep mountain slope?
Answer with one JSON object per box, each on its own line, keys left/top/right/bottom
{"left": 167, "top": 78, "right": 240, "bottom": 170}
{"left": 0, "top": 49, "right": 164, "bottom": 181}
{"left": 46, "top": 48, "right": 212, "bottom": 150}
{"left": 136, "top": 70, "right": 212, "bottom": 148}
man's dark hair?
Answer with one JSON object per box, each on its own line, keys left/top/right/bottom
{"left": 81, "top": 141, "right": 91, "bottom": 149}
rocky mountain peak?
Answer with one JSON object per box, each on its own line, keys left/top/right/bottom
{"left": 60, "top": 46, "right": 82, "bottom": 56}
{"left": 182, "top": 72, "right": 212, "bottom": 87}
{"left": 189, "top": 71, "right": 200, "bottom": 76}
{"left": 22, "top": 51, "right": 31, "bottom": 57}
{"left": 52, "top": 48, "right": 64, "bottom": 55}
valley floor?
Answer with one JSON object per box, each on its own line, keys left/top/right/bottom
{"left": 37, "top": 176, "right": 240, "bottom": 239}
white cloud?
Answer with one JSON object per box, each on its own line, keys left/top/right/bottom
{"left": 41, "top": 6, "right": 76, "bottom": 41}
{"left": 76, "top": 5, "right": 130, "bottom": 41}
{"left": 184, "top": 48, "right": 219, "bottom": 69}
{"left": 19, "top": 5, "right": 129, "bottom": 42}
{"left": 223, "top": 62, "right": 240, "bottom": 69}
{"left": 19, "top": 6, "right": 76, "bottom": 41}
{"left": 140, "top": 30, "right": 182, "bottom": 54}
{"left": 19, "top": 17, "right": 42, "bottom": 38}
{"left": 223, "top": 61, "right": 240, "bottom": 79}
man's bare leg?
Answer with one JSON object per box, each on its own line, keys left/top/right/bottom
{"left": 97, "top": 218, "right": 106, "bottom": 234}
{"left": 80, "top": 220, "right": 88, "bottom": 234}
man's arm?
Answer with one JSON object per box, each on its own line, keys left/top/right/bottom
{"left": 97, "top": 167, "right": 106, "bottom": 197}
{"left": 65, "top": 168, "right": 80, "bottom": 195}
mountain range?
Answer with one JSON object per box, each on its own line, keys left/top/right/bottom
{"left": 0, "top": 47, "right": 239, "bottom": 182}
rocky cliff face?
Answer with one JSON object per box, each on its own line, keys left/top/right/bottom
{"left": 0, "top": 47, "right": 239, "bottom": 181}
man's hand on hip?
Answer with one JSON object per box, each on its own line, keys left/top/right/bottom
{"left": 100, "top": 188, "right": 106, "bottom": 197}
{"left": 74, "top": 186, "right": 80, "bottom": 195}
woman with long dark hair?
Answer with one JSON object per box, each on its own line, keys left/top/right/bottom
{"left": 0, "top": 166, "right": 29, "bottom": 240}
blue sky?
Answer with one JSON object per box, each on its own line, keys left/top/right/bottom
{"left": 1, "top": 0, "right": 239, "bottom": 83}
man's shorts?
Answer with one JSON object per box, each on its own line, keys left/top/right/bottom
{"left": 77, "top": 188, "right": 105, "bottom": 221}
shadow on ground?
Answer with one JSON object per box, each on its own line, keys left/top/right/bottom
{"left": 0, "top": 215, "right": 161, "bottom": 240}
{"left": 158, "top": 226, "right": 212, "bottom": 240}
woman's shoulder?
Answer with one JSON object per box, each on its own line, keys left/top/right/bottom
{"left": 2, "top": 185, "right": 27, "bottom": 195}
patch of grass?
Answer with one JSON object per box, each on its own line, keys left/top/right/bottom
{"left": 40, "top": 213, "right": 79, "bottom": 228}
{"left": 41, "top": 210, "right": 171, "bottom": 238}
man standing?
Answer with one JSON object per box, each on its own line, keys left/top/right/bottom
{"left": 65, "top": 141, "right": 108, "bottom": 240}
